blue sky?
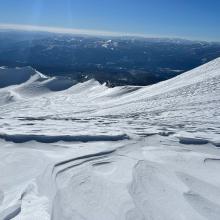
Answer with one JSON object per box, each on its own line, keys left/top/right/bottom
{"left": 0, "top": 0, "right": 219, "bottom": 41}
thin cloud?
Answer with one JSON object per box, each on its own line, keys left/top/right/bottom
{"left": 0, "top": 23, "right": 152, "bottom": 38}
{"left": 0, "top": 23, "right": 209, "bottom": 41}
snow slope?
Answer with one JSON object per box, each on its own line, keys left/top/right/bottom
{"left": 0, "top": 58, "right": 220, "bottom": 220}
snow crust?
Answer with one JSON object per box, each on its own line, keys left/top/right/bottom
{"left": 0, "top": 58, "right": 220, "bottom": 219}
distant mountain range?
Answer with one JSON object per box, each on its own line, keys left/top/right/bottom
{"left": 0, "top": 30, "right": 220, "bottom": 86}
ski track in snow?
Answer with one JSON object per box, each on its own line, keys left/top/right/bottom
{"left": 0, "top": 58, "right": 220, "bottom": 219}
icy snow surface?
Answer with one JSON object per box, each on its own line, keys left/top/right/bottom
{"left": 0, "top": 58, "right": 220, "bottom": 219}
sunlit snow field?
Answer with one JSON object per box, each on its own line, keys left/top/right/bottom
{"left": 0, "top": 58, "right": 220, "bottom": 220}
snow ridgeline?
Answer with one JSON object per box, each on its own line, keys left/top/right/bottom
{"left": 0, "top": 58, "right": 220, "bottom": 220}
{"left": 0, "top": 57, "right": 220, "bottom": 102}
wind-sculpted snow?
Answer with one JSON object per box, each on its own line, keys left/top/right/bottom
{"left": 0, "top": 58, "right": 220, "bottom": 219}
{"left": 0, "top": 133, "right": 129, "bottom": 143}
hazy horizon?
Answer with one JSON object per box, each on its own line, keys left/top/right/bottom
{"left": 0, "top": 23, "right": 220, "bottom": 43}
